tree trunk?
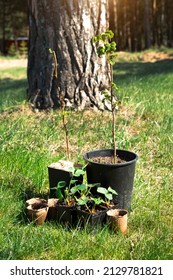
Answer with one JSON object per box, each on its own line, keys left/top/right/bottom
{"left": 27, "top": 0, "right": 110, "bottom": 110}
{"left": 1, "top": 0, "right": 7, "bottom": 54}
{"left": 144, "top": 0, "right": 151, "bottom": 49}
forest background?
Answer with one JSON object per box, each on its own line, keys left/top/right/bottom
{"left": 0, "top": 0, "right": 173, "bottom": 54}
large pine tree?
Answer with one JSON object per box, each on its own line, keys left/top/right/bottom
{"left": 27, "top": 0, "right": 110, "bottom": 110}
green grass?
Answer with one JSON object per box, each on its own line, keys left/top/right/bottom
{"left": 0, "top": 67, "right": 27, "bottom": 111}
{"left": 0, "top": 52, "right": 172, "bottom": 260}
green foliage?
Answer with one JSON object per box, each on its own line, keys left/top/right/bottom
{"left": 97, "top": 186, "right": 118, "bottom": 203}
{"left": 74, "top": 182, "right": 97, "bottom": 202}
{"left": 75, "top": 183, "right": 117, "bottom": 213}
{"left": 18, "top": 41, "right": 28, "bottom": 58}
{"left": 55, "top": 167, "right": 85, "bottom": 205}
{"left": 8, "top": 43, "right": 18, "bottom": 57}
{"left": 92, "top": 30, "right": 117, "bottom": 65}
{"left": 92, "top": 30, "right": 118, "bottom": 102}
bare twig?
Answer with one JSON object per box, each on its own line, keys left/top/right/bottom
{"left": 50, "top": 49, "right": 70, "bottom": 160}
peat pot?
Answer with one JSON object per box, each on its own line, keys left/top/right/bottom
{"left": 106, "top": 208, "right": 128, "bottom": 234}
{"left": 27, "top": 202, "right": 49, "bottom": 225}
{"left": 26, "top": 197, "right": 47, "bottom": 207}
{"left": 83, "top": 149, "right": 138, "bottom": 211}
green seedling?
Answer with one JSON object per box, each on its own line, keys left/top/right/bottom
{"left": 97, "top": 186, "right": 118, "bottom": 207}
{"left": 92, "top": 30, "right": 120, "bottom": 163}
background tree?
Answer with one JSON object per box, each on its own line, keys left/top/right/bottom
{"left": 0, "top": 0, "right": 28, "bottom": 54}
{"left": 1, "top": 0, "right": 173, "bottom": 56}
{"left": 109, "top": 0, "right": 173, "bottom": 51}
{"left": 27, "top": 0, "right": 110, "bottom": 110}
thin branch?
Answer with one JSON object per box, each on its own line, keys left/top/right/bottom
{"left": 110, "top": 64, "right": 116, "bottom": 163}
{"left": 51, "top": 49, "right": 71, "bottom": 161}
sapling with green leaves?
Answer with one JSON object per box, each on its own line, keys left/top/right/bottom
{"left": 92, "top": 30, "right": 119, "bottom": 163}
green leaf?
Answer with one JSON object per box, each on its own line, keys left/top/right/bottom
{"left": 89, "top": 183, "right": 101, "bottom": 189}
{"left": 97, "top": 46, "right": 105, "bottom": 57}
{"left": 68, "top": 166, "right": 75, "bottom": 173}
{"left": 74, "top": 169, "right": 85, "bottom": 177}
{"left": 76, "top": 197, "right": 89, "bottom": 205}
{"left": 108, "top": 187, "right": 118, "bottom": 195}
{"left": 77, "top": 184, "right": 87, "bottom": 191}
{"left": 105, "top": 193, "right": 113, "bottom": 200}
{"left": 70, "top": 185, "right": 79, "bottom": 194}
{"left": 92, "top": 36, "right": 98, "bottom": 43}
{"left": 110, "top": 41, "right": 116, "bottom": 51}
{"left": 57, "top": 181, "right": 66, "bottom": 189}
{"left": 105, "top": 30, "right": 114, "bottom": 39}
{"left": 92, "top": 197, "right": 104, "bottom": 205}
{"left": 70, "top": 179, "right": 78, "bottom": 184}
{"left": 97, "top": 187, "right": 107, "bottom": 195}
{"left": 56, "top": 188, "right": 63, "bottom": 200}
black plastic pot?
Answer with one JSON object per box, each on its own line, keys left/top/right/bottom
{"left": 76, "top": 206, "right": 107, "bottom": 228}
{"left": 48, "top": 167, "right": 72, "bottom": 197}
{"left": 48, "top": 165, "right": 83, "bottom": 198}
{"left": 56, "top": 204, "right": 77, "bottom": 228}
{"left": 83, "top": 149, "right": 138, "bottom": 211}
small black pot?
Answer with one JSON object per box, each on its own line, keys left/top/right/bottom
{"left": 76, "top": 206, "right": 107, "bottom": 228}
{"left": 83, "top": 149, "right": 138, "bottom": 211}
{"left": 56, "top": 203, "right": 77, "bottom": 228}
{"left": 48, "top": 165, "right": 83, "bottom": 198}
{"left": 48, "top": 167, "right": 72, "bottom": 197}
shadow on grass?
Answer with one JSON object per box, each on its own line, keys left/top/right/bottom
{"left": 0, "top": 77, "right": 27, "bottom": 111}
{"left": 0, "top": 77, "right": 27, "bottom": 91}
{"left": 115, "top": 59, "right": 173, "bottom": 83}
{"left": 16, "top": 187, "right": 49, "bottom": 225}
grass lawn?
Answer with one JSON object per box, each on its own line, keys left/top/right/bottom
{"left": 0, "top": 51, "right": 172, "bottom": 260}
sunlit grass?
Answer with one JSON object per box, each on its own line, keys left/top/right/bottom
{"left": 0, "top": 51, "right": 172, "bottom": 260}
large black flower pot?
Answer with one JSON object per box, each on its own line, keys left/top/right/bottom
{"left": 83, "top": 149, "right": 138, "bottom": 211}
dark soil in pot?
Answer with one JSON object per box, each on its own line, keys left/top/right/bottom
{"left": 92, "top": 155, "right": 126, "bottom": 164}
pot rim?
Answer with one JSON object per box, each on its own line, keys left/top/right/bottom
{"left": 83, "top": 148, "right": 138, "bottom": 167}
{"left": 107, "top": 208, "right": 128, "bottom": 217}
{"left": 27, "top": 205, "right": 49, "bottom": 212}
{"left": 26, "top": 197, "right": 47, "bottom": 205}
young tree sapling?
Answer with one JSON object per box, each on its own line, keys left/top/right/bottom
{"left": 92, "top": 30, "right": 120, "bottom": 163}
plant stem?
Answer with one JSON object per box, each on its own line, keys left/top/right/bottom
{"left": 59, "top": 95, "right": 71, "bottom": 161}
{"left": 52, "top": 50, "right": 70, "bottom": 161}
{"left": 110, "top": 64, "right": 116, "bottom": 163}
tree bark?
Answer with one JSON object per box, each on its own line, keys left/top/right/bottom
{"left": 27, "top": 0, "right": 110, "bottom": 110}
